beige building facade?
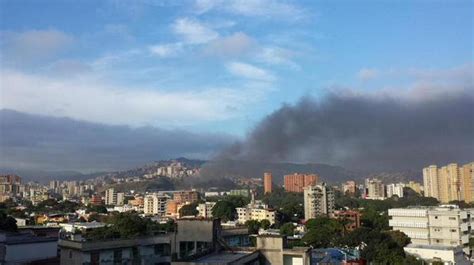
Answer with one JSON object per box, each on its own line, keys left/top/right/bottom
{"left": 423, "top": 162, "right": 474, "bottom": 203}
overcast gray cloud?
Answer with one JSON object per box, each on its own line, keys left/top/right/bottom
{"left": 219, "top": 85, "right": 474, "bottom": 171}
{"left": 0, "top": 110, "right": 234, "bottom": 173}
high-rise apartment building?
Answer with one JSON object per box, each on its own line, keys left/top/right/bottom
{"left": 386, "top": 183, "right": 405, "bottom": 198}
{"left": 407, "top": 181, "right": 422, "bottom": 195}
{"left": 342, "top": 180, "right": 357, "bottom": 196}
{"left": 423, "top": 162, "right": 474, "bottom": 203}
{"left": 173, "top": 190, "right": 199, "bottom": 204}
{"left": 365, "top": 178, "right": 385, "bottom": 200}
{"left": 105, "top": 188, "right": 124, "bottom": 206}
{"left": 264, "top": 172, "right": 272, "bottom": 194}
{"left": 460, "top": 163, "right": 474, "bottom": 203}
{"left": 304, "top": 183, "right": 335, "bottom": 220}
{"left": 284, "top": 173, "right": 319, "bottom": 193}
{"left": 388, "top": 206, "right": 472, "bottom": 255}
{"left": 144, "top": 194, "right": 169, "bottom": 216}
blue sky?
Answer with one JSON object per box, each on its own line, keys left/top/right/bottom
{"left": 1, "top": 0, "right": 472, "bottom": 136}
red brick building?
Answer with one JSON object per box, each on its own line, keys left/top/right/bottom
{"left": 284, "top": 173, "right": 319, "bottom": 193}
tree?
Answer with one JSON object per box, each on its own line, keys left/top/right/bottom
{"left": 246, "top": 220, "right": 261, "bottom": 234}
{"left": 86, "top": 205, "right": 107, "bottom": 214}
{"left": 179, "top": 203, "right": 198, "bottom": 217}
{"left": 0, "top": 211, "right": 17, "bottom": 232}
{"left": 211, "top": 201, "right": 236, "bottom": 222}
{"left": 260, "top": 219, "right": 271, "bottom": 230}
{"left": 279, "top": 222, "right": 295, "bottom": 237}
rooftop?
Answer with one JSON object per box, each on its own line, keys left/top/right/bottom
{"left": 194, "top": 251, "right": 257, "bottom": 264}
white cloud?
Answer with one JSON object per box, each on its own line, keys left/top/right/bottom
{"left": 1, "top": 29, "right": 74, "bottom": 63}
{"left": 256, "top": 46, "right": 299, "bottom": 68}
{"left": 357, "top": 68, "right": 378, "bottom": 81}
{"left": 172, "top": 18, "right": 219, "bottom": 44}
{"left": 0, "top": 69, "right": 266, "bottom": 127}
{"left": 194, "top": 0, "right": 306, "bottom": 20}
{"left": 204, "top": 32, "right": 255, "bottom": 57}
{"left": 226, "top": 61, "right": 275, "bottom": 82}
{"left": 149, "top": 43, "right": 183, "bottom": 57}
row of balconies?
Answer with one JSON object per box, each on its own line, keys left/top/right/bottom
{"left": 388, "top": 220, "right": 428, "bottom": 228}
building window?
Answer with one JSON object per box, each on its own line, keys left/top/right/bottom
{"left": 449, "top": 217, "right": 456, "bottom": 220}
{"left": 113, "top": 249, "right": 122, "bottom": 264}
{"left": 90, "top": 251, "right": 100, "bottom": 265}
{"left": 450, "top": 229, "right": 457, "bottom": 232}
{"left": 69, "top": 250, "right": 72, "bottom": 259}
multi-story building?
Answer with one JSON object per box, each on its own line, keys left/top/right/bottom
{"left": 303, "top": 183, "right": 335, "bottom": 220}
{"left": 342, "top": 181, "right": 357, "bottom": 196}
{"left": 460, "top": 162, "right": 474, "bottom": 203}
{"left": 333, "top": 210, "right": 361, "bottom": 232}
{"left": 229, "top": 189, "right": 250, "bottom": 197}
{"left": 0, "top": 175, "right": 21, "bottom": 202}
{"left": 407, "top": 181, "right": 423, "bottom": 195}
{"left": 104, "top": 188, "right": 124, "bottom": 206}
{"left": 386, "top": 183, "right": 405, "bottom": 198}
{"left": 423, "top": 162, "right": 474, "bottom": 203}
{"left": 236, "top": 200, "right": 276, "bottom": 225}
{"left": 143, "top": 194, "right": 169, "bottom": 216}
{"left": 173, "top": 190, "right": 198, "bottom": 204}
{"left": 197, "top": 202, "right": 216, "bottom": 218}
{"left": 264, "top": 172, "right": 273, "bottom": 194}
{"left": 388, "top": 205, "right": 472, "bottom": 255}
{"left": 284, "top": 173, "right": 319, "bottom": 193}
{"left": 365, "top": 178, "right": 385, "bottom": 200}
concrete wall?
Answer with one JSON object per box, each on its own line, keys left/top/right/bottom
{"left": 5, "top": 241, "right": 57, "bottom": 263}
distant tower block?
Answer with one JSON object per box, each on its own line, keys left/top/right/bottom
{"left": 264, "top": 172, "right": 273, "bottom": 194}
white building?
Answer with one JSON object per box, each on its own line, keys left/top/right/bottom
{"left": 236, "top": 200, "right": 276, "bottom": 225}
{"left": 0, "top": 232, "right": 58, "bottom": 264}
{"left": 303, "top": 183, "right": 335, "bottom": 220}
{"left": 387, "top": 183, "right": 405, "bottom": 198}
{"left": 388, "top": 205, "right": 472, "bottom": 255}
{"left": 197, "top": 202, "right": 216, "bottom": 218}
{"left": 144, "top": 194, "right": 169, "bottom": 216}
{"left": 104, "top": 188, "right": 124, "bottom": 206}
{"left": 365, "top": 178, "right": 386, "bottom": 200}
{"left": 404, "top": 244, "right": 470, "bottom": 265}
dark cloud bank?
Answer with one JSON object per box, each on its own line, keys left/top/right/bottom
{"left": 1, "top": 87, "right": 473, "bottom": 176}
{"left": 0, "top": 109, "right": 233, "bottom": 173}
{"left": 219, "top": 90, "right": 474, "bottom": 171}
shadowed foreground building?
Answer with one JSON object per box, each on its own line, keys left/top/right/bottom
{"left": 58, "top": 218, "right": 362, "bottom": 265}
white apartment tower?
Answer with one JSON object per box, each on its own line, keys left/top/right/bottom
{"left": 144, "top": 194, "right": 169, "bottom": 216}
{"left": 304, "top": 183, "right": 335, "bottom": 220}
{"left": 365, "top": 178, "right": 386, "bottom": 200}
{"left": 105, "top": 188, "right": 124, "bottom": 206}
{"left": 387, "top": 183, "right": 405, "bottom": 198}
{"left": 389, "top": 206, "right": 472, "bottom": 255}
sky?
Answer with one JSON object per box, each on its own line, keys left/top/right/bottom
{"left": 0, "top": 0, "right": 473, "bottom": 173}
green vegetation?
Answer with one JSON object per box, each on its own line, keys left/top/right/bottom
{"left": 261, "top": 187, "right": 304, "bottom": 224}
{"left": 86, "top": 204, "right": 107, "bottom": 214}
{"left": 279, "top": 222, "right": 295, "bottom": 237}
{"left": 179, "top": 203, "right": 198, "bottom": 217}
{"left": 209, "top": 195, "right": 250, "bottom": 222}
{"left": 84, "top": 212, "right": 175, "bottom": 240}
{"left": 211, "top": 201, "right": 236, "bottom": 222}
{"left": 28, "top": 199, "right": 81, "bottom": 214}
{"left": 245, "top": 219, "right": 272, "bottom": 234}
{"left": 0, "top": 211, "right": 17, "bottom": 232}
